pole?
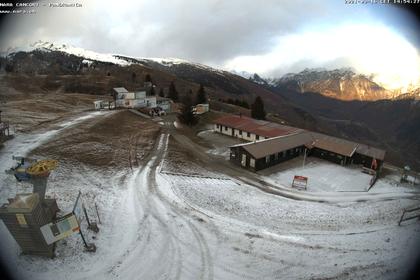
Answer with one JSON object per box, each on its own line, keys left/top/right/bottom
{"left": 82, "top": 203, "right": 91, "bottom": 227}
{"left": 79, "top": 228, "right": 89, "bottom": 248}
{"left": 73, "top": 191, "right": 82, "bottom": 213}
{"left": 95, "top": 203, "right": 101, "bottom": 224}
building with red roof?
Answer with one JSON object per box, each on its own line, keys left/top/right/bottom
{"left": 213, "top": 115, "right": 300, "bottom": 141}
{"left": 213, "top": 114, "right": 386, "bottom": 173}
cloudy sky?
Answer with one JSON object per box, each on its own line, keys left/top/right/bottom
{"left": 0, "top": 0, "right": 419, "bottom": 90}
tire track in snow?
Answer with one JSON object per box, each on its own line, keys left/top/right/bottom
{"left": 148, "top": 133, "right": 216, "bottom": 280}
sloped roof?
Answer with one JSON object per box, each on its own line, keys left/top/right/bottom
{"left": 113, "top": 87, "right": 129, "bottom": 93}
{"left": 356, "top": 144, "right": 386, "bottom": 160}
{"left": 231, "top": 130, "right": 386, "bottom": 160}
{"left": 214, "top": 115, "right": 299, "bottom": 138}
{"left": 311, "top": 133, "right": 358, "bottom": 157}
{"left": 236, "top": 131, "right": 314, "bottom": 159}
{"left": 215, "top": 115, "right": 252, "bottom": 128}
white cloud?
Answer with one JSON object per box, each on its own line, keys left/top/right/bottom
{"left": 223, "top": 24, "right": 420, "bottom": 91}
{"left": 0, "top": 0, "right": 418, "bottom": 90}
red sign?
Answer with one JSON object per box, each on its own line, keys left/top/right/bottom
{"left": 292, "top": 175, "right": 308, "bottom": 190}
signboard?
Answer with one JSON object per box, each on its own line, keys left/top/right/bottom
{"left": 16, "top": 214, "right": 28, "bottom": 227}
{"left": 40, "top": 213, "right": 80, "bottom": 245}
{"left": 292, "top": 175, "right": 308, "bottom": 190}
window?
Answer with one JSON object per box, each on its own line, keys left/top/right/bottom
{"left": 239, "top": 130, "right": 242, "bottom": 135}
{"left": 216, "top": 124, "right": 220, "bottom": 129}
{"left": 224, "top": 126, "right": 228, "bottom": 131}
{"left": 256, "top": 135, "right": 259, "bottom": 140}
{"left": 250, "top": 158, "right": 255, "bottom": 168}
{"left": 241, "top": 154, "right": 247, "bottom": 167}
{"left": 282, "top": 151, "right": 286, "bottom": 157}
{"left": 247, "top": 132, "right": 251, "bottom": 137}
{"left": 266, "top": 156, "right": 270, "bottom": 163}
{"left": 274, "top": 153, "right": 278, "bottom": 160}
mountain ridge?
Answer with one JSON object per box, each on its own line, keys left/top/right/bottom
{"left": 1, "top": 41, "right": 419, "bottom": 169}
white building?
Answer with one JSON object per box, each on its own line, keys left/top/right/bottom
{"left": 156, "top": 96, "right": 172, "bottom": 112}
{"left": 213, "top": 114, "right": 301, "bottom": 142}
{"left": 113, "top": 87, "right": 156, "bottom": 109}
{"left": 94, "top": 100, "right": 115, "bottom": 110}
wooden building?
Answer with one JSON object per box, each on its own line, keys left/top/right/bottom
{"left": 230, "top": 132, "right": 313, "bottom": 171}
{"left": 230, "top": 131, "right": 386, "bottom": 172}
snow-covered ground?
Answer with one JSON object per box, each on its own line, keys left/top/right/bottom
{"left": 261, "top": 157, "right": 371, "bottom": 192}
{"left": 1, "top": 114, "right": 420, "bottom": 280}
{"left": 197, "top": 130, "right": 243, "bottom": 160}
{"left": 0, "top": 111, "right": 112, "bottom": 203}
{"left": 258, "top": 157, "right": 418, "bottom": 194}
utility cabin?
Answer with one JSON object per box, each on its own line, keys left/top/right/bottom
{"left": 230, "top": 132, "right": 313, "bottom": 171}
{"left": 93, "top": 100, "right": 115, "bottom": 110}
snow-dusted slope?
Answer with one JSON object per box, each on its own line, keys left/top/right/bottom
{"left": 30, "top": 41, "right": 133, "bottom": 66}
{"left": 24, "top": 41, "right": 228, "bottom": 77}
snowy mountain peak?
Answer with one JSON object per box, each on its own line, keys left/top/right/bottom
{"left": 28, "top": 40, "right": 133, "bottom": 66}
{"left": 281, "top": 67, "right": 358, "bottom": 83}
{"left": 248, "top": 73, "right": 268, "bottom": 85}
{"left": 14, "top": 40, "right": 227, "bottom": 77}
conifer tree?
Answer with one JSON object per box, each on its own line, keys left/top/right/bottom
{"left": 168, "top": 81, "right": 178, "bottom": 101}
{"left": 178, "top": 89, "right": 197, "bottom": 126}
{"left": 145, "top": 73, "right": 152, "bottom": 83}
{"left": 251, "top": 96, "right": 266, "bottom": 120}
{"left": 196, "top": 84, "right": 207, "bottom": 105}
{"left": 159, "top": 88, "right": 165, "bottom": 97}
